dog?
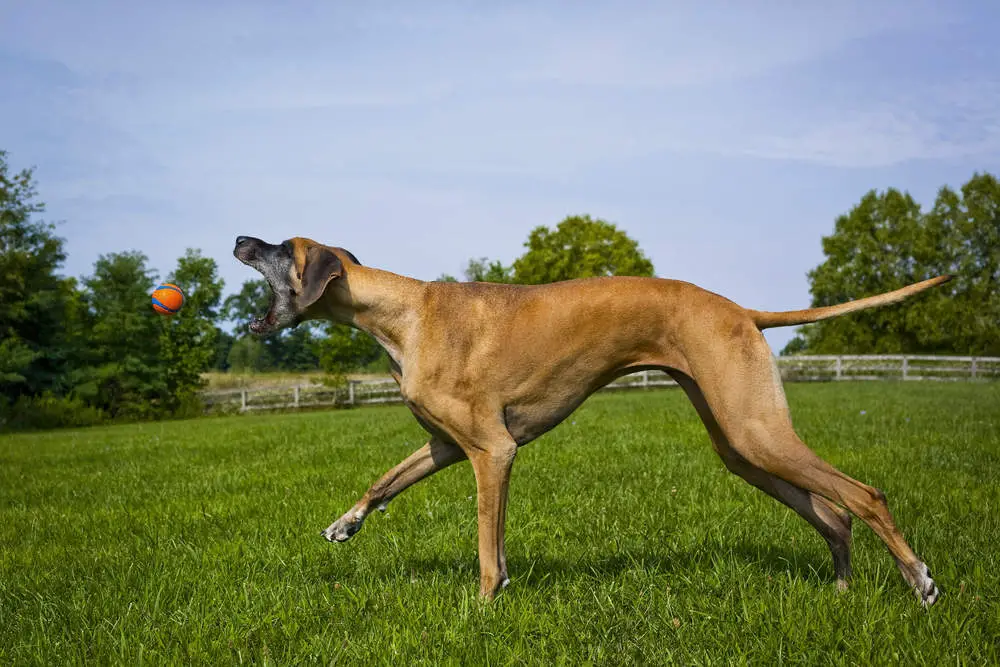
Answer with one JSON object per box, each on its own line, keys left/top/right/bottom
{"left": 234, "top": 234, "right": 948, "bottom": 606}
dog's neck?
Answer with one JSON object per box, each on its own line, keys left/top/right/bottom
{"left": 326, "top": 265, "right": 426, "bottom": 367}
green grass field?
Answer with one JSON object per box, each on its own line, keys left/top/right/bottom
{"left": 2, "top": 383, "right": 998, "bottom": 664}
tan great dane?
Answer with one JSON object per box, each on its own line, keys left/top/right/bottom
{"left": 234, "top": 234, "right": 948, "bottom": 606}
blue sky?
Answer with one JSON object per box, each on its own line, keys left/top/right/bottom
{"left": 2, "top": 1, "right": 998, "bottom": 350}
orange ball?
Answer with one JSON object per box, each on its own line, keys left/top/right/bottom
{"left": 152, "top": 283, "right": 185, "bottom": 315}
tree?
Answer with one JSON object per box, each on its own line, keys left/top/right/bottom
{"left": 464, "top": 257, "right": 514, "bottom": 283}
{"left": 434, "top": 257, "right": 513, "bottom": 283}
{"left": 512, "top": 215, "right": 655, "bottom": 284}
{"left": 936, "top": 174, "right": 1000, "bottom": 355}
{"left": 227, "top": 336, "right": 272, "bottom": 373}
{"left": 314, "top": 324, "right": 383, "bottom": 375}
{"left": 789, "top": 189, "right": 927, "bottom": 354}
{"left": 270, "top": 324, "right": 322, "bottom": 371}
{"left": 0, "top": 151, "right": 80, "bottom": 406}
{"left": 213, "top": 330, "right": 235, "bottom": 370}
{"left": 159, "top": 249, "right": 224, "bottom": 410}
{"left": 782, "top": 173, "right": 1000, "bottom": 356}
{"left": 442, "top": 216, "right": 654, "bottom": 286}
{"left": 74, "top": 251, "right": 166, "bottom": 418}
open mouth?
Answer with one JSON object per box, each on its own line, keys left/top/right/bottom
{"left": 234, "top": 236, "right": 296, "bottom": 336}
{"left": 249, "top": 306, "right": 278, "bottom": 335}
{"left": 234, "top": 265, "right": 281, "bottom": 336}
{"left": 247, "top": 280, "right": 288, "bottom": 336}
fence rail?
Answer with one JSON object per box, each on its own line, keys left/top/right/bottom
{"left": 200, "top": 355, "right": 1000, "bottom": 414}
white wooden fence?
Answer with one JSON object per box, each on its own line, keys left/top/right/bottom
{"left": 200, "top": 355, "right": 999, "bottom": 415}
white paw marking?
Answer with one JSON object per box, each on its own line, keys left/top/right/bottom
{"left": 322, "top": 511, "right": 365, "bottom": 543}
{"left": 915, "top": 562, "right": 939, "bottom": 608}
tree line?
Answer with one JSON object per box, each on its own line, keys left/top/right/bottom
{"left": 781, "top": 174, "right": 1000, "bottom": 356}
{"left": 2, "top": 148, "right": 997, "bottom": 430}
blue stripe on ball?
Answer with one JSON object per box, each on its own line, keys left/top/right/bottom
{"left": 152, "top": 297, "right": 179, "bottom": 313}
{"left": 156, "top": 284, "right": 183, "bottom": 295}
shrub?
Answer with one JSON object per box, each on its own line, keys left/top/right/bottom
{"left": 1, "top": 393, "right": 106, "bottom": 431}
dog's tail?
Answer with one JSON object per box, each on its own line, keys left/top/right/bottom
{"left": 749, "top": 275, "right": 952, "bottom": 330}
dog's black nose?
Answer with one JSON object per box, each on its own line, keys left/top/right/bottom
{"left": 233, "top": 236, "right": 260, "bottom": 262}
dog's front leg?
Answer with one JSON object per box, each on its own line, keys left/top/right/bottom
{"left": 323, "top": 437, "right": 465, "bottom": 542}
{"left": 467, "top": 440, "right": 518, "bottom": 599}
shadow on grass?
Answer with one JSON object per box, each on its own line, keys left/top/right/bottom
{"left": 325, "top": 538, "right": 835, "bottom": 592}
{"left": 513, "top": 541, "right": 832, "bottom": 589}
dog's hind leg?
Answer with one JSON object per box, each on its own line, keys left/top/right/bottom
{"left": 733, "top": 421, "right": 938, "bottom": 606}
{"left": 720, "top": 453, "right": 853, "bottom": 589}
{"left": 323, "top": 437, "right": 466, "bottom": 542}
{"left": 677, "top": 337, "right": 939, "bottom": 606}
{"left": 669, "top": 371, "right": 853, "bottom": 589}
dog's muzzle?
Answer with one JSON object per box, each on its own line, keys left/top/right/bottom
{"left": 233, "top": 235, "right": 262, "bottom": 264}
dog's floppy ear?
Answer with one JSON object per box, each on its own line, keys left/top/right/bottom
{"left": 297, "top": 246, "right": 343, "bottom": 309}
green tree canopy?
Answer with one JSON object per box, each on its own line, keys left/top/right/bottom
{"left": 213, "top": 330, "right": 235, "bottom": 371}
{"left": 435, "top": 257, "right": 513, "bottom": 283}
{"left": 935, "top": 174, "right": 1000, "bottom": 354}
{"left": 512, "top": 215, "right": 654, "bottom": 284}
{"left": 74, "top": 251, "right": 166, "bottom": 418}
{"left": 159, "top": 249, "right": 224, "bottom": 409}
{"left": 783, "top": 173, "right": 1000, "bottom": 356}
{"left": 464, "top": 257, "right": 514, "bottom": 283}
{"left": 446, "top": 215, "right": 655, "bottom": 286}
{"left": 314, "top": 324, "right": 383, "bottom": 375}
{"left": 271, "top": 324, "right": 323, "bottom": 371}
{"left": 227, "top": 336, "right": 272, "bottom": 373}
{"left": 0, "top": 151, "right": 79, "bottom": 404}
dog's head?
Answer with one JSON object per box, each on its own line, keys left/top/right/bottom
{"left": 233, "top": 235, "right": 360, "bottom": 336}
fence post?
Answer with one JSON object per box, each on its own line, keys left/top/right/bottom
{"left": 349, "top": 381, "right": 355, "bottom": 406}
{"left": 835, "top": 356, "right": 842, "bottom": 380}
{"left": 971, "top": 357, "right": 978, "bottom": 380}
{"left": 902, "top": 356, "right": 909, "bottom": 381}
{"left": 293, "top": 385, "right": 300, "bottom": 408}
{"left": 642, "top": 370, "right": 649, "bottom": 387}
{"left": 241, "top": 388, "right": 247, "bottom": 412}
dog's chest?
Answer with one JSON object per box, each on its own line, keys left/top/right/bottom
{"left": 503, "top": 396, "right": 588, "bottom": 446}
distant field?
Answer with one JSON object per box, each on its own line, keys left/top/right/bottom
{"left": 2, "top": 383, "right": 998, "bottom": 664}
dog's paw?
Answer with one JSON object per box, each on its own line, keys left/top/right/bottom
{"left": 322, "top": 512, "right": 364, "bottom": 543}
{"left": 915, "top": 563, "right": 940, "bottom": 608}
{"left": 903, "top": 561, "right": 939, "bottom": 607}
